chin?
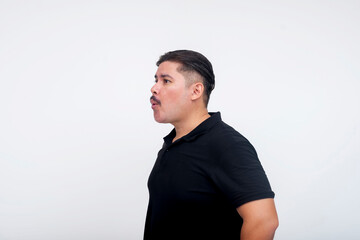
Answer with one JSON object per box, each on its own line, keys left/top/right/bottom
{"left": 154, "top": 118, "right": 168, "bottom": 124}
{"left": 153, "top": 113, "right": 166, "bottom": 123}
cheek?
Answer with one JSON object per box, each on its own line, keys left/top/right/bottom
{"left": 166, "top": 90, "right": 182, "bottom": 103}
{"left": 163, "top": 86, "right": 189, "bottom": 107}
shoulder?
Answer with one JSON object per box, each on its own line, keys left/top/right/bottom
{"left": 198, "top": 120, "right": 258, "bottom": 163}
{"left": 208, "top": 120, "right": 252, "bottom": 148}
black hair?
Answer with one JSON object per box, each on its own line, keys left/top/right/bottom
{"left": 156, "top": 50, "right": 215, "bottom": 106}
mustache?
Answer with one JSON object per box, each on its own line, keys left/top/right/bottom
{"left": 150, "top": 96, "right": 161, "bottom": 105}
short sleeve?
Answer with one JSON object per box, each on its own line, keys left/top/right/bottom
{"left": 210, "top": 139, "right": 275, "bottom": 208}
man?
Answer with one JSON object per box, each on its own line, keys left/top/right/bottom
{"left": 145, "top": 50, "right": 278, "bottom": 240}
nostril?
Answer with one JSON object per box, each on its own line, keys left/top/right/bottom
{"left": 151, "top": 86, "right": 158, "bottom": 94}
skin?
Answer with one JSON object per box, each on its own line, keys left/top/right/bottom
{"left": 237, "top": 199, "right": 279, "bottom": 240}
{"left": 150, "top": 60, "right": 279, "bottom": 239}
{"left": 150, "top": 61, "right": 210, "bottom": 142}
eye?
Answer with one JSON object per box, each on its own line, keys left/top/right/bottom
{"left": 164, "top": 79, "right": 171, "bottom": 83}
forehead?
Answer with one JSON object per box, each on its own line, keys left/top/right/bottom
{"left": 155, "top": 61, "right": 182, "bottom": 76}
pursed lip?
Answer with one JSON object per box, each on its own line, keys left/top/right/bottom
{"left": 150, "top": 96, "right": 161, "bottom": 109}
{"left": 151, "top": 101, "right": 158, "bottom": 109}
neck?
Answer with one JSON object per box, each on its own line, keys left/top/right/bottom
{"left": 172, "top": 109, "right": 210, "bottom": 143}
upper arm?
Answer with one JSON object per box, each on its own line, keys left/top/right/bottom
{"left": 237, "top": 198, "right": 278, "bottom": 223}
{"left": 212, "top": 139, "right": 275, "bottom": 207}
{"left": 237, "top": 198, "right": 279, "bottom": 239}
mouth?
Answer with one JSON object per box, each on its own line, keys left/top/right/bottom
{"left": 151, "top": 102, "right": 158, "bottom": 109}
{"left": 150, "top": 96, "right": 161, "bottom": 109}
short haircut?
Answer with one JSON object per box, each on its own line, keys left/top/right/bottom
{"left": 156, "top": 50, "right": 215, "bottom": 107}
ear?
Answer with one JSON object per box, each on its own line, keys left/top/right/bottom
{"left": 190, "top": 82, "right": 204, "bottom": 101}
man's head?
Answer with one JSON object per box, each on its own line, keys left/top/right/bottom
{"left": 156, "top": 50, "right": 215, "bottom": 107}
{"left": 150, "top": 50, "right": 215, "bottom": 124}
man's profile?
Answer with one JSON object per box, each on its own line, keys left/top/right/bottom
{"left": 145, "top": 50, "right": 278, "bottom": 240}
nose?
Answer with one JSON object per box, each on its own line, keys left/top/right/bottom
{"left": 151, "top": 82, "right": 159, "bottom": 94}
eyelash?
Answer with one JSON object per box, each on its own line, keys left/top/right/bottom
{"left": 154, "top": 79, "right": 171, "bottom": 83}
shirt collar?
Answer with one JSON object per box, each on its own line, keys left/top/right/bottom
{"left": 163, "top": 112, "right": 222, "bottom": 145}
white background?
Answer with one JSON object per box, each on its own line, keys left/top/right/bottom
{"left": 1, "top": 1, "right": 359, "bottom": 239}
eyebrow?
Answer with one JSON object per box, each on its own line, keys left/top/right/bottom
{"left": 154, "top": 74, "right": 174, "bottom": 79}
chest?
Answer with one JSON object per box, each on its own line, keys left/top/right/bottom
{"left": 148, "top": 143, "right": 220, "bottom": 203}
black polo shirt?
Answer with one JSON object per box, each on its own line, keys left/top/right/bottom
{"left": 144, "top": 112, "right": 274, "bottom": 240}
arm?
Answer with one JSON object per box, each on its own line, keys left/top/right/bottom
{"left": 237, "top": 198, "right": 279, "bottom": 240}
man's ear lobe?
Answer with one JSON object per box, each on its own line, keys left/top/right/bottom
{"left": 191, "top": 82, "right": 204, "bottom": 100}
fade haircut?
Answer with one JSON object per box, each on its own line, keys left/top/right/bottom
{"left": 156, "top": 50, "right": 215, "bottom": 107}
